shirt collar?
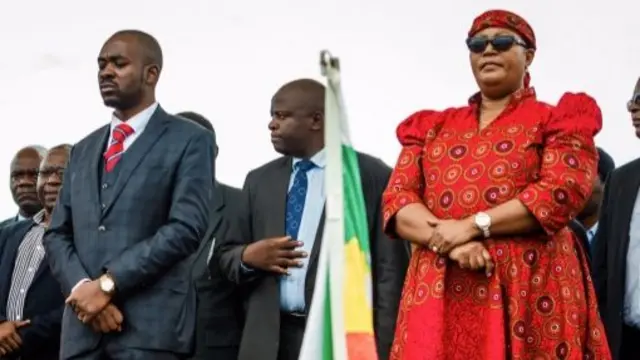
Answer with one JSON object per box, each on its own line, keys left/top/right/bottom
{"left": 31, "top": 210, "right": 46, "bottom": 225}
{"left": 110, "top": 102, "right": 159, "bottom": 134}
{"left": 589, "top": 222, "right": 598, "bottom": 235}
{"left": 292, "top": 148, "right": 327, "bottom": 170}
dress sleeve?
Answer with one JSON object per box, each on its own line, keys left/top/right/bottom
{"left": 517, "top": 93, "right": 602, "bottom": 235}
{"left": 382, "top": 110, "right": 440, "bottom": 238}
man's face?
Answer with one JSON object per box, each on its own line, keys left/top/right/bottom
{"left": 97, "top": 35, "right": 146, "bottom": 110}
{"left": 268, "top": 91, "right": 320, "bottom": 157}
{"left": 37, "top": 149, "right": 68, "bottom": 212}
{"left": 10, "top": 149, "right": 42, "bottom": 216}
{"left": 579, "top": 175, "right": 603, "bottom": 219}
{"left": 628, "top": 78, "right": 640, "bottom": 138}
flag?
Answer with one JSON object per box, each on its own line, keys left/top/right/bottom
{"left": 298, "top": 51, "right": 378, "bottom": 360}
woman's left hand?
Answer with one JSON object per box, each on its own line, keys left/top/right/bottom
{"left": 427, "top": 218, "right": 479, "bottom": 254}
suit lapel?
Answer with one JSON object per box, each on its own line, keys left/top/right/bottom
{"left": 0, "top": 223, "right": 35, "bottom": 306}
{"left": 193, "top": 183, "right": 225, "bottom": 263}
{"left": 102, "top": 107, "right": 169, "bottom": 216}
{"left": 86, "top": 125, "right": 110, "bottom": 217}
{"left": 267, "top": 158, "right": 292, "bottom": 237}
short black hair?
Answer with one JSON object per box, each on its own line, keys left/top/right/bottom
{"left": 50, "top": 144, "right": 73, "bottom": 155}
{"left": 176, "top": 111, "right": 218, "bottom": 155}
{"left": 110, "top": 29, "right": 163, "bottom": 71}
{"left": 177, "top": 111, "right": 214, "bottom": 133}
{"left": 596, "top": 147, "right": 615, "bottom": 183}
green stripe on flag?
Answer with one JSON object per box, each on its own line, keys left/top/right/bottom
{"left": 342, "top": 145, "right": 370, "bottom": 258}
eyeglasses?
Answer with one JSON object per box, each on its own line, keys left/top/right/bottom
{"left": 466, "top": 35, "right": 528, "bottom": 54}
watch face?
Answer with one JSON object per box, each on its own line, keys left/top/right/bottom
{"left": 101, "top": 277, "right": 114, "bottom": 292}
{"left": 476, "top": 213, "right": 491, "bottom": 227}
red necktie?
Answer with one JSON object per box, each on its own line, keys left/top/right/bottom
{"left": 104, "top": 123, "right": 134, "bottom": 172}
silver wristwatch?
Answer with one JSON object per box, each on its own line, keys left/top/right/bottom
{"left": 474, "top": 212, "right": 492, "bottom": 238}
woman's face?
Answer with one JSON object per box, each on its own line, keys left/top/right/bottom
{"left": 469, "top": 27, "right": 535, "bottom": 97}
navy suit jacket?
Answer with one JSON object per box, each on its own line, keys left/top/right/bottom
{"left": 44, "top": 106, "right": 215, "bottom": 359}
{"left": 0, "top": 220, "right": 64, "bottom": 360}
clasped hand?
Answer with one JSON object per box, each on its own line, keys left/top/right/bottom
{"left": 0, "top": 319, "right": 29, "bottom": 356}
{"left": 66, "top": 280, "right": 123, "bottom": 333}
{"left": 427, "top": 218, "right": 494, "bottom": 276}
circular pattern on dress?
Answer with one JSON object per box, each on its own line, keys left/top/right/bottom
{"left": 561, "top": 153, "right": 580, "bottom": 169}
{"left": 522, "top": 249, "right": 538, "bottom": 267}
{"left": 439, "top": 128, "right": 455, "bottom": 139}
{"left": 512, "top": 320, "right": 527, "bottom": 339}
{"left": 550, "top": 259, "right": 567, "bottom": 279}
{"left": 389, "top": 173, "right": 410, "bottom": 192}
{"left": 425, "top": 193, "right": 436, "bottom": 211}
{"left": 442, "top": 165, "right": 463, "bottom": 185}
{"left": 397, "top": 151, "right": 416, "bottom": 170}
{"left": 430, "top": 278, "right": 445, "bottom": 298}
{"left": 525, "top": 328, "right": 542, "bottom": 348}
{"left": 449, "top": 278, "right": 471, "bottom": 300}
{"left": 542, "top": 316, "right": 564, "bottom": 339}
{"left": 489, "top": 159, "right": 510, "bottom": 179}
{"left": 448, "top": 144, "right": 468, "bottom": 160}
{"left": 535, "top": 295, "right": 555, "bottom": 315}
{"left": 494, "top": 139, "right": 515, "bottom": 155}
{"left": 458, "top": 185, "right": 480, "bottom": 208}
{"left": 471, "top": 141, "right": 492, "bottom": 159}
{"left": 542, "top": 149, "right": 559, "bottom": 166}
{"left": 425, "top": 167, "right": 441, "bottom": 187}
{"left": 438, "top": 189, "right": 455, "bottom": 210}
{"left": 501, "top": 124, "right": 524, "bottom": 137}
{"left": 427, "top": 142, "right": 447, "bottom": 162}
{"left": 498, "top": 180, "right": 515, "bottom": 197}
{"left": 552, "top": 188, "right": 569, "bottom": 205}
{"left": 505, "top": 262, "right": 519, "bottom": 282}
{"left": 462, "top": 162, "right": 486, "bottom": 182}
{"left": 554, "top": 342, "right": 570, "bottom": 360}
{"left": 483, "top": 186, "right": 501, "bottom": 204}
{"left": 472, "top": 284, "right": 489, "bottom": 303}
{"left": 413, "top": 282, "right": 429, "bottom": 305}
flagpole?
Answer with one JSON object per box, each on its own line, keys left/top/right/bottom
{"left": 320, "top": 50, "right": 347, "bottom": 360}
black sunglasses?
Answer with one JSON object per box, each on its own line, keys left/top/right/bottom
{"left": 466, "top": 35, "right": 528, "bottom": 54}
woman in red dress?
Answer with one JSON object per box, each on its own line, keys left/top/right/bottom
{"left": 382, "top": 10, "right": 612, "bottom": 360}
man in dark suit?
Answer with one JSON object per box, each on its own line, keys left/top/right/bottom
{"left": 0, "top": 146, "right": 47, "bottom": 229}
{"left": 0, "top": 144, "right": 70, "bottom": 360}
{"left": 44, "top": 30, "right": 214, "bottom": 360}
{"left": 568, "top": 147, "right": 616, "bottom": 261}
{"left": 215, "top": 79, "right": 409, "bottom": 360}
{"left": 176, "top": 111, "right": 244, "bottom": 360}
{"left": 592, "top": 78, "right": 640, "bottom": 360}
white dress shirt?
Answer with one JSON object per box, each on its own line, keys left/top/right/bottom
{"left": 624, "top": 188, "right": 640, "bottom": 327}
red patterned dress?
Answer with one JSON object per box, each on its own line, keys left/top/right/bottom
{"left": 382, "top": 88, "right": 612, "bottom": 360}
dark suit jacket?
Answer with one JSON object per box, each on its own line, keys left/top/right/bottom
{"left": 216, "top": 152, "right": 409, "bottom": 360}
{"left": 44, "top": 106, "right": 215, "bottom": 359}
{"left": 0, "top": 215, "right": 19, "bottom": 229}
{"left": 190, "top": 182, "right": 243, "bottom": 360}
{"left": 592, "top": 158, "right": 640, "bottom": 360}
{"left": 568, "top": 219, "right": 591, "bottom": 264}
{"left": 0, "top": 220, "right": 64, "bottom": 360}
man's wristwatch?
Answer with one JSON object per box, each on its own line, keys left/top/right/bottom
{"left": 99, "top": 273, "right": 116, "bottom": 295}
{"left": 474, "top": 212, "right": 492, "bottom": 238}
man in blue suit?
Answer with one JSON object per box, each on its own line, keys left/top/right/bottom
{"left": 0, "top": 144, "right": 71, "bottom": 360}
{"left": 44, "top": 30, "right": 214, "bottom": 360}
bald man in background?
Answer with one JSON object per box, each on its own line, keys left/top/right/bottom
{"left": 176, "top": 111, "right": 243, "bottom": 360}
{"left": 0, "top": 146, "right": 47, "bottom": 228}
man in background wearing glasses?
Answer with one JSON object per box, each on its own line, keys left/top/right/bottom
{"left": 592, "top": 78, "right": 640, "bottom": 360}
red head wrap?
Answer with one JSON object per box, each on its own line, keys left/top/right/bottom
{"left": 468, "top": 10, "right": 536, "bottom": 88}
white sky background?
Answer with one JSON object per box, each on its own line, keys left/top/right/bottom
{"left": 0, "top": 0, "right": 637, "bottom": 218}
